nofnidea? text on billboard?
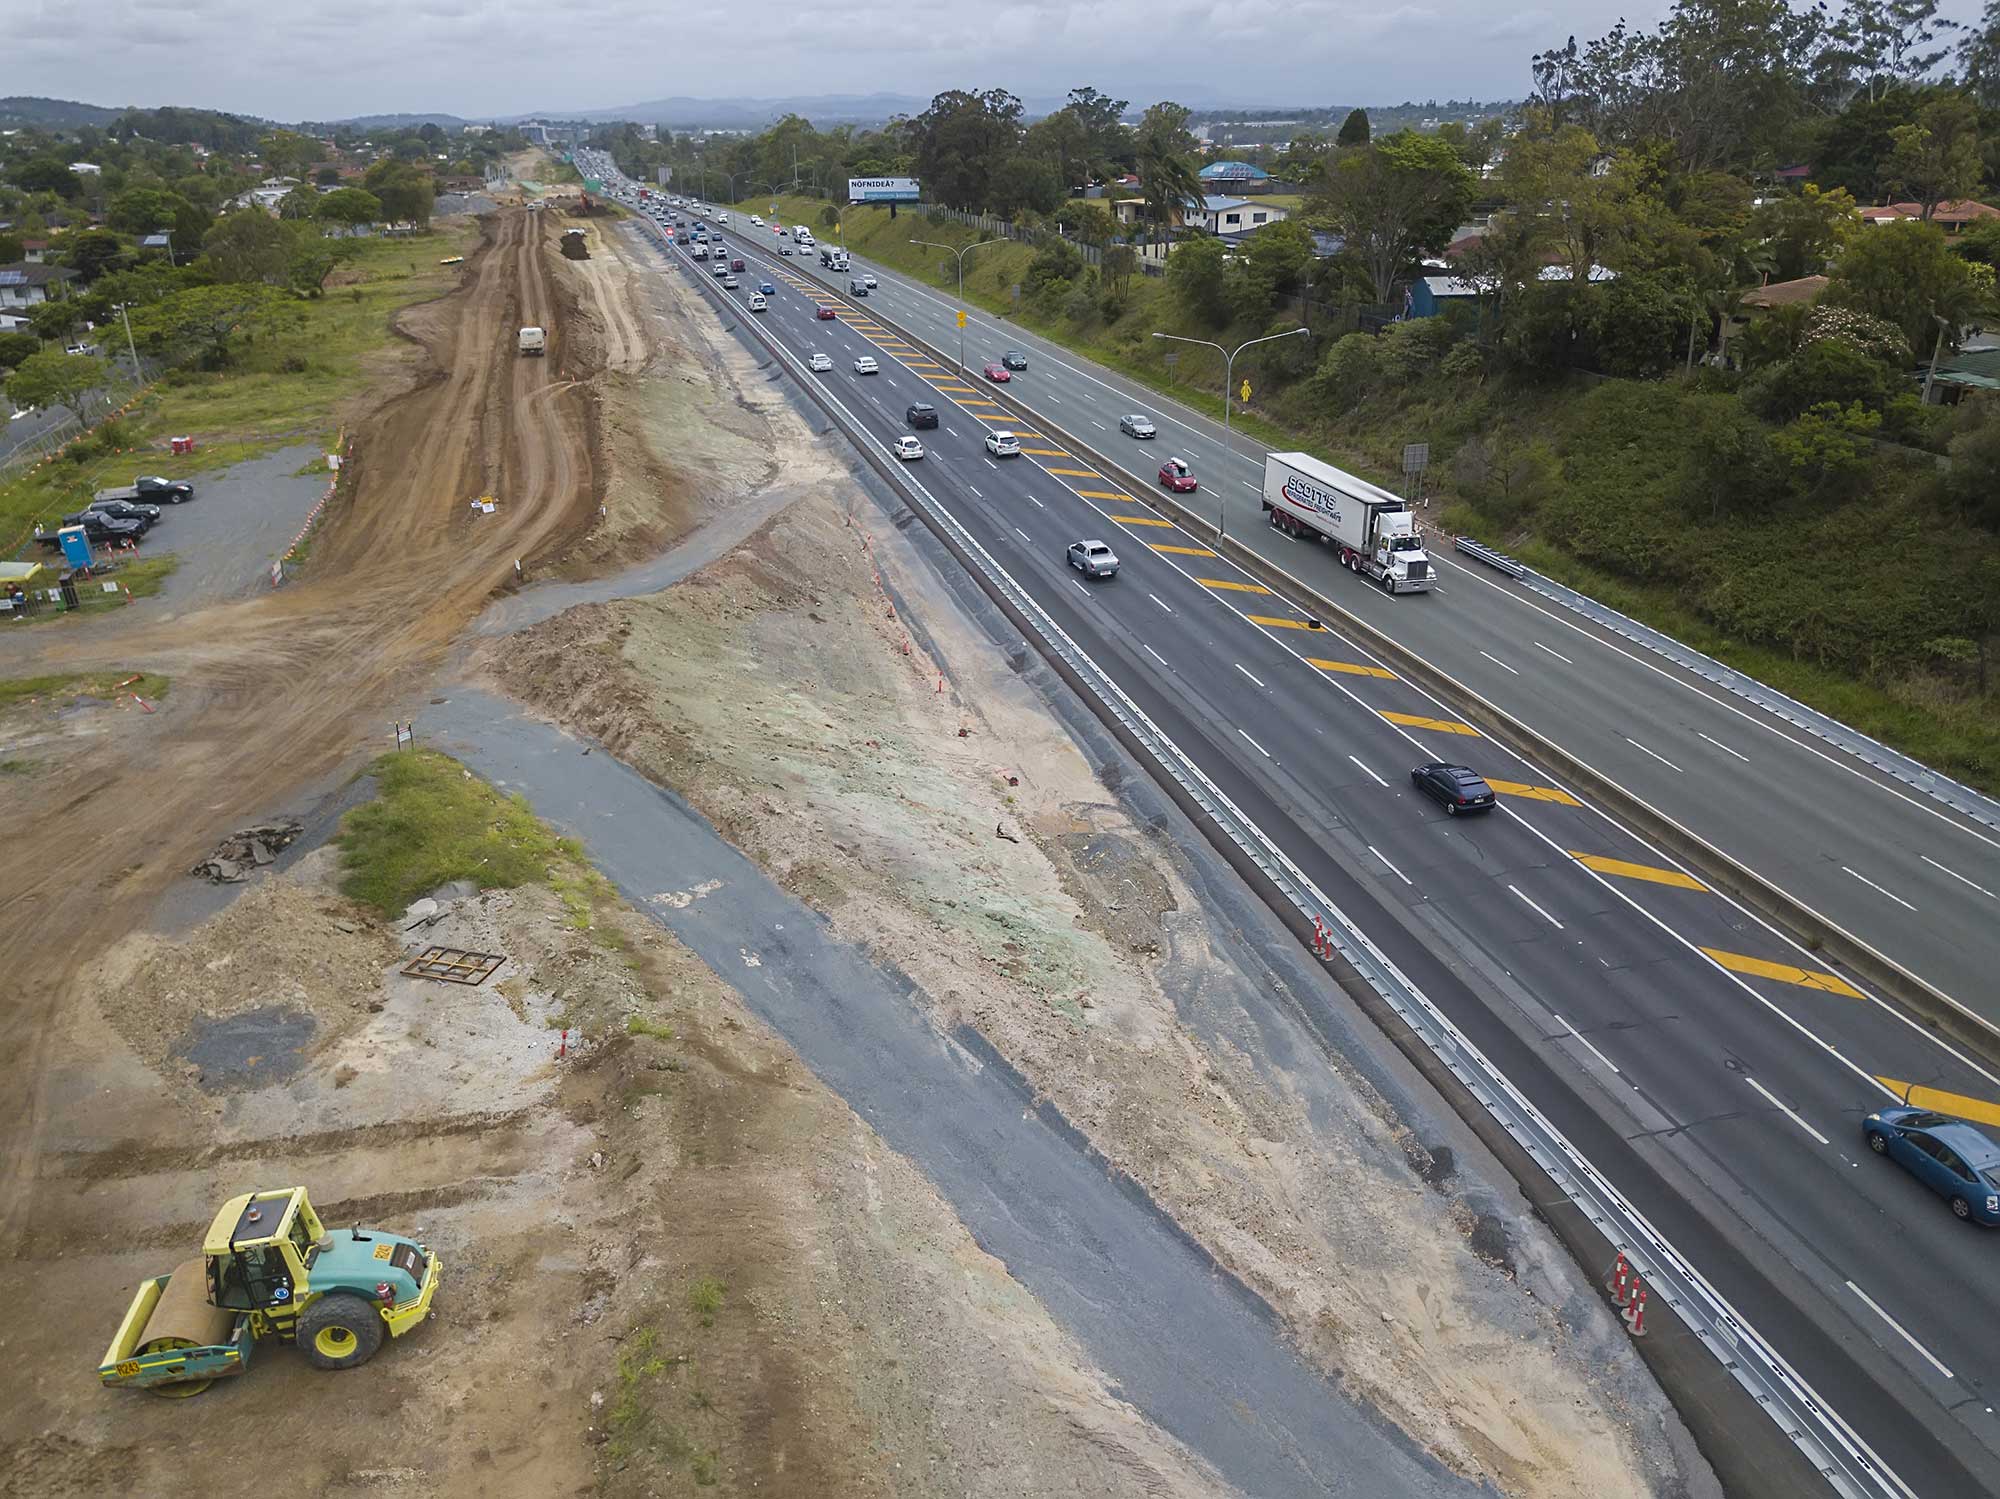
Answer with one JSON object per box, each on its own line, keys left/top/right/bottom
{"left": 848, "top": 177, "right": 921, "bottom": 203}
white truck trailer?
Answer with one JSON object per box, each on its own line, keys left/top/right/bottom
{"left": 1261, "top": 451, "right": 1432, "bottom": 594}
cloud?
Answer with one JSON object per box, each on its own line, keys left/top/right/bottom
{"left": 20, "top": 0, "right": 1601, "bottom": 118}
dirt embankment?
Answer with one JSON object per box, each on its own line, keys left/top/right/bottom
{"left": 482, "top": 235, "right": 1711, "bottom": 1499}
{"left": 0, "top": 842, "right": 1230, "bottom": 1499}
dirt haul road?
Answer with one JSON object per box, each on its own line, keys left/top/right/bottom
{"left": 0, "top": 207, "right": 600, "bottom": 1242}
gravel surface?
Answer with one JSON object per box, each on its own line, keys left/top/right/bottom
{"left": 146, "top": 442, "right": 332, "bottom": 614}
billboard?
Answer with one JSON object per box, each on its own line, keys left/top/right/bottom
{"left": 848, "top": 176, "right": 921, "bottom": 203}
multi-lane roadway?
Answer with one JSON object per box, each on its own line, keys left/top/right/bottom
{"left": 595, "top": 172, "right": 2000, "bottom": 1496}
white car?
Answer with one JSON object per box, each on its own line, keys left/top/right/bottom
{"left": 751, "top": 215, "right": 764, "bottom": 226}
{"left": 717, "top": 212, "right": 731, "bottom": 225}
{"left": 894, "top": 435, "right": 925, "bottom": 461}
{"left": 853, "top": 355, "right": 880, "bottom": 375}
{"left": 808, "top": 352, "right": 833, "bottom": 372}
{"left": 748, "top": 293, "right": 767, "bottom": 311}
{"left": 984, "top": 430, "right": 1021, "bottom": 457}
{"left": 863, "top": 273, "right": 877, "bottom": 289}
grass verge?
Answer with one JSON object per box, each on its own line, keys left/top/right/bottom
{"left": 335, "top": 747, "right": 610, "bottom": 919}
{"left": 0, "top": 670, "right": 170, "bottom": 712}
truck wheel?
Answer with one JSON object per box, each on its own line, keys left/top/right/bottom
{"left": 1381, "top": 572, "right": 1396, "bottom": 594}
{"left": 297, "top": 1293, "right": 386, "bottom": 1371}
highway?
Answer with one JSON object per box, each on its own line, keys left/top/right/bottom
{"left": 599, "top": 176, "right": 2000, "bottom": 1496}
{"left": 761, "top": 224, "right": 2000, "bottom": 1028}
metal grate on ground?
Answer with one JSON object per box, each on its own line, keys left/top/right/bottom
{"left": 401, "top": 947, "right": 506, "bottom": 985}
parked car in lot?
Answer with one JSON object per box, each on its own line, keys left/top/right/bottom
{"left": 894, "top": 435, "right": 925, "bottom": 461}
{"left": 1068, "top": 539, "right": 1119, "bottom": 578}
{"left": 808, "top": 352, "right": 833, "bottom": 371}
{"left": 98, "top": 475, "right": 194, "bottom": 504}
{"left": 984, "top": 431, "right": 1021, "bottom": 457}
{"left": 86, "top": 498, "right": 162, "bottom": 525}
{"left": 1001, "top": 350, "right": 1028, "bottom": 370}
{"left": 1410, "top": 763, "right": 1496, "bottom": 815}
{"left": 1119, "top": 413, "right": 1157, "bottom": 439}
{"left": 65, "top": 506, "right": 150, "bottom": 535}
{"left": 982, "top": 363, "right": 1011, "bottom": 383}
{"left": 36, "top": 512, "right": 142, "bottom": 549}
{"left": 1865, "top": 1106, "right": 2000, "bottom": 1223}
{"left": 816, "top": 306, "right": 837, "bottom": 320}
{"left": 906, "top": 402, "right": 939, "bottom": 429}
{"left": 853, "top": 355, "right": 880, "bottom": 374}
{"left": 1158, "top": 457, "right": 1198, "bottom": 492}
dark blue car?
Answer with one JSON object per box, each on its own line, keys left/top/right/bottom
{"left": 1864, "top": 1106, "right": 2000, "bottom": 1224}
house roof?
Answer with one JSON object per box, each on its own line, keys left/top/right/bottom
{"left": 1864, "top": 200, "right": 1999, "bottom": 224}
{"left": 1199, "top": 160, "right": 1271, "bottom": 180}
{"left": 1931, "top": 348, "right": 2000, "bottom": 390}
{"left": 1739, "top": 274, "right": 1828, "bottom": 310}
{"left": 0, "top": 263, "right": 77, "bottom": 288}
{"left": 1775, "top": 163, "right": 1812, "bottom": 179}
{"left": 140, "top": 233, "right": 171, "bottom": 248}
{"left": 1422, "top": 276, "right": 1481, "bottom": 299}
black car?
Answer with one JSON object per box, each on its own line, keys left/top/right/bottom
{"left": 87, "top": 498, "right": 163, "bottom": 525}
{"left": 849, "top": 278, "right": 869, "bottom": 297}
{"left": 64, "top": 508, "right": 150, "bottom": 536}
{"left": 906, "top": 403, "right": 939, "bottom": 429}
{"left": 1410, "top": 763, "right": 1496, "bottom": 815}
{"left": 131, "top": 475, "right": 195, "bottom": 503}
{"left": 1001, "top": 350, "right": 1028, "bottom": 370}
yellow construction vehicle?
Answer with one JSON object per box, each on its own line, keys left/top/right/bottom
{"left": 98, "top": 1186, "right": 440, "bottom": 1396}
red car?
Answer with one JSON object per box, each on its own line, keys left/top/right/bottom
{"left": 982, "top": 363, "right": 1011, "bottom": 383}
{"left": 1158, "top": 457, "right": 1198, "bottom": 493}
{"left": 731, "top": 258, "right": 745, "bottom": 272}
{"left": 816, "top": 305, "right": 837, "bottom": 320}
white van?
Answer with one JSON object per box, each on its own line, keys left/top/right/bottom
{"left": 517, "top": 326, "right": 546, "bottom": 356}
{"left": 748, "top": 293, "right": 767, "bottom": 312}
{"left": 793, "top": 225, "right": 814, "bottom": 247}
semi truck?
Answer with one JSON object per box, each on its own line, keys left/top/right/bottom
{"left": 1261, "top": 452, "right": 1432, "bottom": 594}
{"left": 518, "top": 326, "right": 546, "bottom": 356}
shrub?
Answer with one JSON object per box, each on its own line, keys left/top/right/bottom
{"left": 1741, "top": 337, "right": 1891, "bottom": 422}
{"left": 1440, "top": 341, "right": 1484, "bottom": 381}
{"left": 1376, "top": 316, "right": 1456, "bottom": 384}
{"left": 1314, "top": 332, "right": 1383, "bottom": 411}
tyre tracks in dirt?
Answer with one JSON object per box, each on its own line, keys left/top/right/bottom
{"left": 0, "top": 206, "right": 601, "bottom": 1248}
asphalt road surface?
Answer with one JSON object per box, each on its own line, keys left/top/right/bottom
{"left": 776, "top": 226, "right": 2000, "bottom": 1029}
{"left": 616, "top": 198, "right": 2000, "bottom": 1498}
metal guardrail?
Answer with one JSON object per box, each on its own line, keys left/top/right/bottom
{"left": 643, "top": 218, "right": 1913, "bottom": 1499}
{"left": 1507, "top": 566, "right": 2000, "bottom": 836}
{"left": 1453, "top": 533, "right": 1527, "bottom": 580}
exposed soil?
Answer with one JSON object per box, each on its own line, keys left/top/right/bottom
{"left": 481, "top": 231, "right": 1714, "bottom": 1499}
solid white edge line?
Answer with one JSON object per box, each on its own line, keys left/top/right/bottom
{"left": 1348, "top": 755, "right": 1388, "bottom": 788}
{"left": 1553, "top": 1012, "right": 1623, "bottom": 1076}
{"left": 1846, "top": 1280, "right": 1954, "bottom": 1379}
{"left": 1744, "top": 1075, "right": 1831, "bottom": 1145}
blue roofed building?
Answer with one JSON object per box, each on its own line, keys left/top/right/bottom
{"left": 1198, "top": 160, "right": 1274, "bottom": 194}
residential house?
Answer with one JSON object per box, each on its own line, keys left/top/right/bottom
{"left": 0, "top": 263, "right": 77, "bottom": 311}
{"left": 1925, "top": 347, "right": 2000, "bottom": 402}
{"left": 1860, "top": 200, "right": 1999, "bottom": 233}
{"left": 69, "top": 162, "right": 100, "bottom": 176}
{"left": 1197, "top": 160, "right": 1275, "bottom": 195}
{"left": 1199, "top": 196, "right": 1289, "bottom": 236}
{"left": 1718, "top": 274, "right": 1828, "bottom": 362}
{"left": 1407, "top": 275, "right": 1481, "bottom": 317}
{"left": 20, "top": 239, "right": 47, "bottom": 264}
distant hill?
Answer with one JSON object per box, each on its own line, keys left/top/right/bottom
{"left": 0, "top": 95, "right": 125, "bottom": 128}
{"left": 526, "top": 93, "right": 934, "bottom": 129}
{"left": 317, "top": 112, "right": 473, "bottom": 131}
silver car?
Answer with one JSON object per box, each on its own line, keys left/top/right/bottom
{"left": 1119, "top": 413, "right": 1157, "bottom": 439}
{"left": 1068, "top": 539, "right": 1119, "bottom": 578}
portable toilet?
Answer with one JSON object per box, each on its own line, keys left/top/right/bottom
{"left": 58, "top": 525, "right": 93, "bottom": 571}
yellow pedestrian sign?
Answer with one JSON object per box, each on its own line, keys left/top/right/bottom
{"left": 1240, "top": 379, "right": 1252, "bottom": 402}
{"left": 956, "top": 309, "right": 968, "bottom": 328}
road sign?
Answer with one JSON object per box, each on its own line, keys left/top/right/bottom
{"left": 1239, "top": 379, "right": 1252, "bottom": 402}
{"left": 1402, "top": 442, "right": 1431, "bottom": 474}
{"left": 956, "top": 310, "right": 968, "bottom": 329}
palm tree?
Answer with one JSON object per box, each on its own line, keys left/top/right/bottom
{"left": 1136, "top": 127, "right": 1203, "bottom": 252}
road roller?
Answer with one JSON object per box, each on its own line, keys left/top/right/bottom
{"left": 98, "top": 1186, "right": 440, "bottom": 1396}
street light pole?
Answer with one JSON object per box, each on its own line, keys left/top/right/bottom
{"left": 1151, "top": 327, "right": 1308, "bottom": 537}
{"left": 116, "top": 301, "right": 140, "bottom": 380}
{"left": 909, "top": 236, "right": 1004, "bottom": 375}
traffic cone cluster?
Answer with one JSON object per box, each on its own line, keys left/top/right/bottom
{"left": 1607, "top": 1251, "right": 1649, "bottom": 1337}
{"left": 1310, "top": 917, "right": 1334, "bottom": 961}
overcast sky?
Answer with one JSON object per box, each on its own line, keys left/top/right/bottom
{"left": 6, "top": 0, "right": 1987, "bottom": 123}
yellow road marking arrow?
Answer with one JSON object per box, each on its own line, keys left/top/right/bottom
{"left": 1700, "top": 948, "right": 1862, "bottom": 998}
{"left": 1875, "top": 1079, "right": 2000, "bottom": 1130}
{"left": 1381, "top": 710, "right": 1478, "bottom": 736}
{"left": 1569, "top": 850, "right": 1703, "bottom": 887}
